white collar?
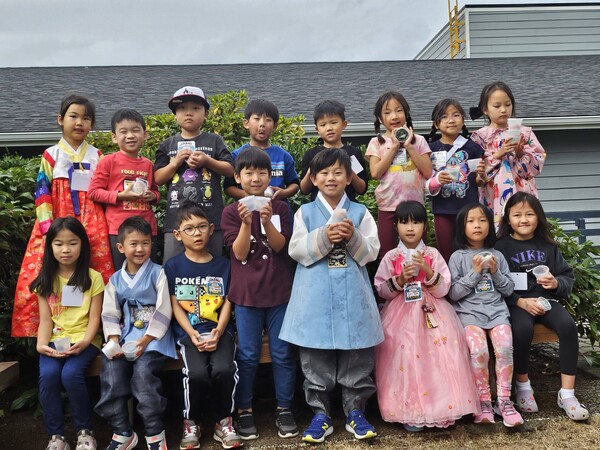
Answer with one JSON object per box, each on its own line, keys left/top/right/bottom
{"left": 317, "top": 192, "right": 349, "bottom": 224}
{"left": 397, "top": 239, "right": 426, "bottom": 254}
{"left": 120, "top": 258, "right": 151, "bottom": 289}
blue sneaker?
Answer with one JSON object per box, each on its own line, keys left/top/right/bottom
{"left": 302, "top": 413, "right": 333, "bottom": 443}
{"left": 345, "top": 410, "right": 377, "bottom": 440}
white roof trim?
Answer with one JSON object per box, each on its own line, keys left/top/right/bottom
{"left": 2, "top": 116, "right": 600, "bottom": 147}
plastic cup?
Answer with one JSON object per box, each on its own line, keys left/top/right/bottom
{"left": 467, "top": 159, "right": 480, "bottom": 173}
{"left": 264, "top": 186, "right": 274, "bottom": 198}
{"left": 331, "top": 208, "right": 347, "bottom": 224}
{"left": 479, "top": 251, "right": 493, "bottom": 269}
{"left": 404, "top": 249, "right": 416, "bottom": 265}
{"left": 53, "top": 337, "right": 71, "bottom": 353}
{"left": 538, "top": 297, "right": 552, "bottom": 311}
{"left": 504, "top": 129, "right": 521, "bottom": 143}
{"left": 446, "top": 166, "right": 460, "bottom": 181}
{"left": 102, "top": 340, "right": 122, "bottom": 360}
{"left": 507, "top": 118, "right": 522, "bottom": 129}
{"left": 532, "top": 265, "right": 550, "bottom": 279}
{"left": 122, "top": 341, "right": 139, "bottom": 361}
{"left": 253, "top": 196, "right": 270, "bottom": 210}
{"left": 199, "top": 332, "right": 213, "bottom": 341}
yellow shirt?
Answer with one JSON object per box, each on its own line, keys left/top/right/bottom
{"left": 48, "top": 269, "right": 104, "bottom": 348}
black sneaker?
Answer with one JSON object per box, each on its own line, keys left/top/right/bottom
{"left": 236, "top": 411, "right": 258, "bottom": 440}
{"left": 275, "top": 408, "right": 299, "bottom": 438}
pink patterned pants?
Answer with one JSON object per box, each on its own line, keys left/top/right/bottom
{"left": 464, "top": 324, "right": 513, "bottom": 402}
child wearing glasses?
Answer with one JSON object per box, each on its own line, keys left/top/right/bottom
{"left": 164, "top": 201, "right": 242, "bottom": 449}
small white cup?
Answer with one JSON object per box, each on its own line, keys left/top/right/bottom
{"left": 467, "top": 159, "right": 480, "bottom": 173}
{"left": 122, "top": 341, "right": 139, "bottom": 361}
{"left": 504, "top": 129, "right": 521, "bottom": 143}
{"left": 331, "top": 208, "right": 347, "bottom": 224}
{"left": 507, "top": 118, "right": 522, "bottom": 129}
{"left": 404, "top": 249, "right": 416, "bottom": 265}
{"left": 264, "top": 186, "right": 274, "bottom": 198}
{"left": 53, "top": 337, "right": 71, "bottom": 353}
{"left": 445, "top": 166, "right": 461, "bottom": 181}
{"left": 538, "top": 297, "right": 552, "bottom": 311}
{"left": 532, "top": 265, "right": 550, "bottom": 280}
{"left": 199, "top": 332, "right": 213, "bottom": 341}
{"left": 479, "top": 251, "right": 493, "bottom": 269}
{"left": 102, "top": 340, "right": 122, "bottom": 360}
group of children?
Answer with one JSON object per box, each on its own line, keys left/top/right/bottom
{"left": 11, "top": 81, "right": 589, "bottom": 450}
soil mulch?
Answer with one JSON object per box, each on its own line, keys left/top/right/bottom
{"left": 1, "top": 347, "right": 598, "bottom": 449}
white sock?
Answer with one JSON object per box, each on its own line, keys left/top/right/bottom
{"left": 560, "top": 388, "right": 575, "bottom": 400}
{"left": 516, "top": 380, "right": 531, "bottom": 392}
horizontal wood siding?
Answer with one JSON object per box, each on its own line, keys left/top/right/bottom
{"left": 469, "top": 9, "right": 600, "bottom": 58}
{"left": 535, "top": 129, "right": 600, "bottom": 214}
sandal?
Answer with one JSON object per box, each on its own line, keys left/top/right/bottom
{"left": 515, "top": 388, "right": 539, "bottom": 413}
{"left": 557, "top": 392, "right": 589, "bottom": 421}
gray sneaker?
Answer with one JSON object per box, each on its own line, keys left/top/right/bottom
{"left": 213, "top": 416, "right": 243, "bottom": 449}
{"left": 46, "top": 435, "right": 70, "bottom": 450}
{"left": 236, "top": 411, "right": 258, "bottom": 440}
{"left": 275, "top": 408, "right": 299, "bottom": 438}
{"left": 75, "top": 429, "right": 96, "bottom": 450}
{"left": 180, "top": 419, "right": 200, "bottom": 449}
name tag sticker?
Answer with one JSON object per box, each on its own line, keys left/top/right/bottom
{"left": 61, "top": 286, "right": 84, "bottom": 307}
{"left": 510, "top": 272, "right": 528, "bottom": 290}
{"left": 71, "top": 170, "right": 91, "bottom": 191}
{"left": 404, "top": 281, "right": 423, "bottom": 302}
{"left": 475, "top": 273, "right": 495, "bottom": 294}
{"left": 392, "top": 150, "right": 407, "bottom": 166}
{"left": 177, "top": 141, "right": 196, "bottom": 152}
{"left": 431, "top": 152, "right": 447, "bottom": 171}
{"left": 350, "top": 155, "right": 364, "bottom": 174}
{"left": 260, "top": 214, "right": 281, "bottom": 234}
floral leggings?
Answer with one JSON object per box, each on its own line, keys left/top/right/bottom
{"left": 465, "top": 324, "right": 513, "bottom": 402}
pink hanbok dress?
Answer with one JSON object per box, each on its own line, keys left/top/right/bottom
{"left": 374, "top": 245, "right": 479, "bottom": 428}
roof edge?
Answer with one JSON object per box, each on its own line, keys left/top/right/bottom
{"left": 2, "top": 116, "right": 599, "bottom": 148}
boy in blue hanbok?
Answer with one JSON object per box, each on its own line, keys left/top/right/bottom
{"left": 95, "top": 216, "right": 176, "bottom": 450}
{"left": 279, "top": 149, "right": 383, "bottom": 444}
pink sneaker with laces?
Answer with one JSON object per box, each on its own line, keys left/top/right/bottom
{"left": 473, "top": 401, "right": 495, "bottom": 424}
{"left": 494, "top": 399, "right": 524, "bottom": 427}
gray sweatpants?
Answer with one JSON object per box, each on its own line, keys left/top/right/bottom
{"left": 299, "top": 347, "right": 376, "bottom": 417}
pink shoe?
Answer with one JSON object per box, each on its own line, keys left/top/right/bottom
{"left": 494, "top": 400, "right": 524, "bottom": 427}
{"left": 515, "top": 388, "right": 539, "bottom": 413}
{"left": 473, "top": 401, "right": 495, "bottom": 424}
{"left": 557, "top": 392, "right": 589, "bottom": 421}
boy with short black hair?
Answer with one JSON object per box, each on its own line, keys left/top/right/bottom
{"left": 89, "top": 108, "right": 160, "bottom": 269}
{"left": 164, "top": 201, "right": 242, "bottom": 450}
{"left": 154, "top": 86, "right": 234, "bottom": 261}
{"left": 224, "top": 99, "right": 299, "bottom": 201}
{"left": 220, "top": 147, "right": 298, "bottom": 441}
{"left": 96, "top": 216, "right": 176, "bottom": 450}
{"left": 280, "top": 149, "right": 383, "bottom": 443}
{"left": 300, "top": 99, "right": 368, "bottom": 201}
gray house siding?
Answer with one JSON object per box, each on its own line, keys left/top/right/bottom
{"left": 415, "top": 4, "right": 600, "bottom": 60}
{"left": 469, "top": 9, "right": 600, "bottom": 58}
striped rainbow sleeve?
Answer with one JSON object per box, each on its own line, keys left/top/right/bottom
{"left": 35, "top": 151, "right": 55, "bottom": 235}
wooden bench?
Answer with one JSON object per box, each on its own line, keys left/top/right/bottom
{"left": 87, "top": 335, "right": 272, "bottom": 377}
{"left": 531, "top": 323, "right": 559, "bottom": 344}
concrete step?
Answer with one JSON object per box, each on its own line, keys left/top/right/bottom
{"left": 0, "top": 361, "right": 19, "bottom": 391}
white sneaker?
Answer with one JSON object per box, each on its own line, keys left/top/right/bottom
{"left": 105, "top": 432, "right": 138, "bottom": 450}
{"left": 145, "top": 430, "right": 168, "bottom": 450}
{"left": 180, "top": 419, "right": 201, "bottom": 449}
{"left": 75, "top": 429, "right": 96, "bottom": 450}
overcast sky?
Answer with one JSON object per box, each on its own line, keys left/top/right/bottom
{"left": 1, "top": 0, "right": 597, "bottom": 67}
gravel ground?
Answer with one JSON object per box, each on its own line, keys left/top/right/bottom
{"left": 1, "top": 344, "right": 598, "bottom": 449}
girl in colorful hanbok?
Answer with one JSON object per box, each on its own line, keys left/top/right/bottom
{"left": 375, "top": 200, "right": 479, "bottom": 432}
{"left": 470, "top": 81, "right": 546, "bottom": 228}
{"left": 12, "top": 95, "right": 113, "bottom": 337}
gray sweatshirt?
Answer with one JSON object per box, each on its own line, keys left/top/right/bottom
{"left": 448, "top": 248, "right": 514, "bottom": 329}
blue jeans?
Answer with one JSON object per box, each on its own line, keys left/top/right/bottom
{"left": 234, "top": 303, "right": 296, "bottom": 409}
{"left": 39, "top": 343, "right": 100, "bottom": 436}
{"left": 95, "top": 351, "right": 168, "bottom": 436}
